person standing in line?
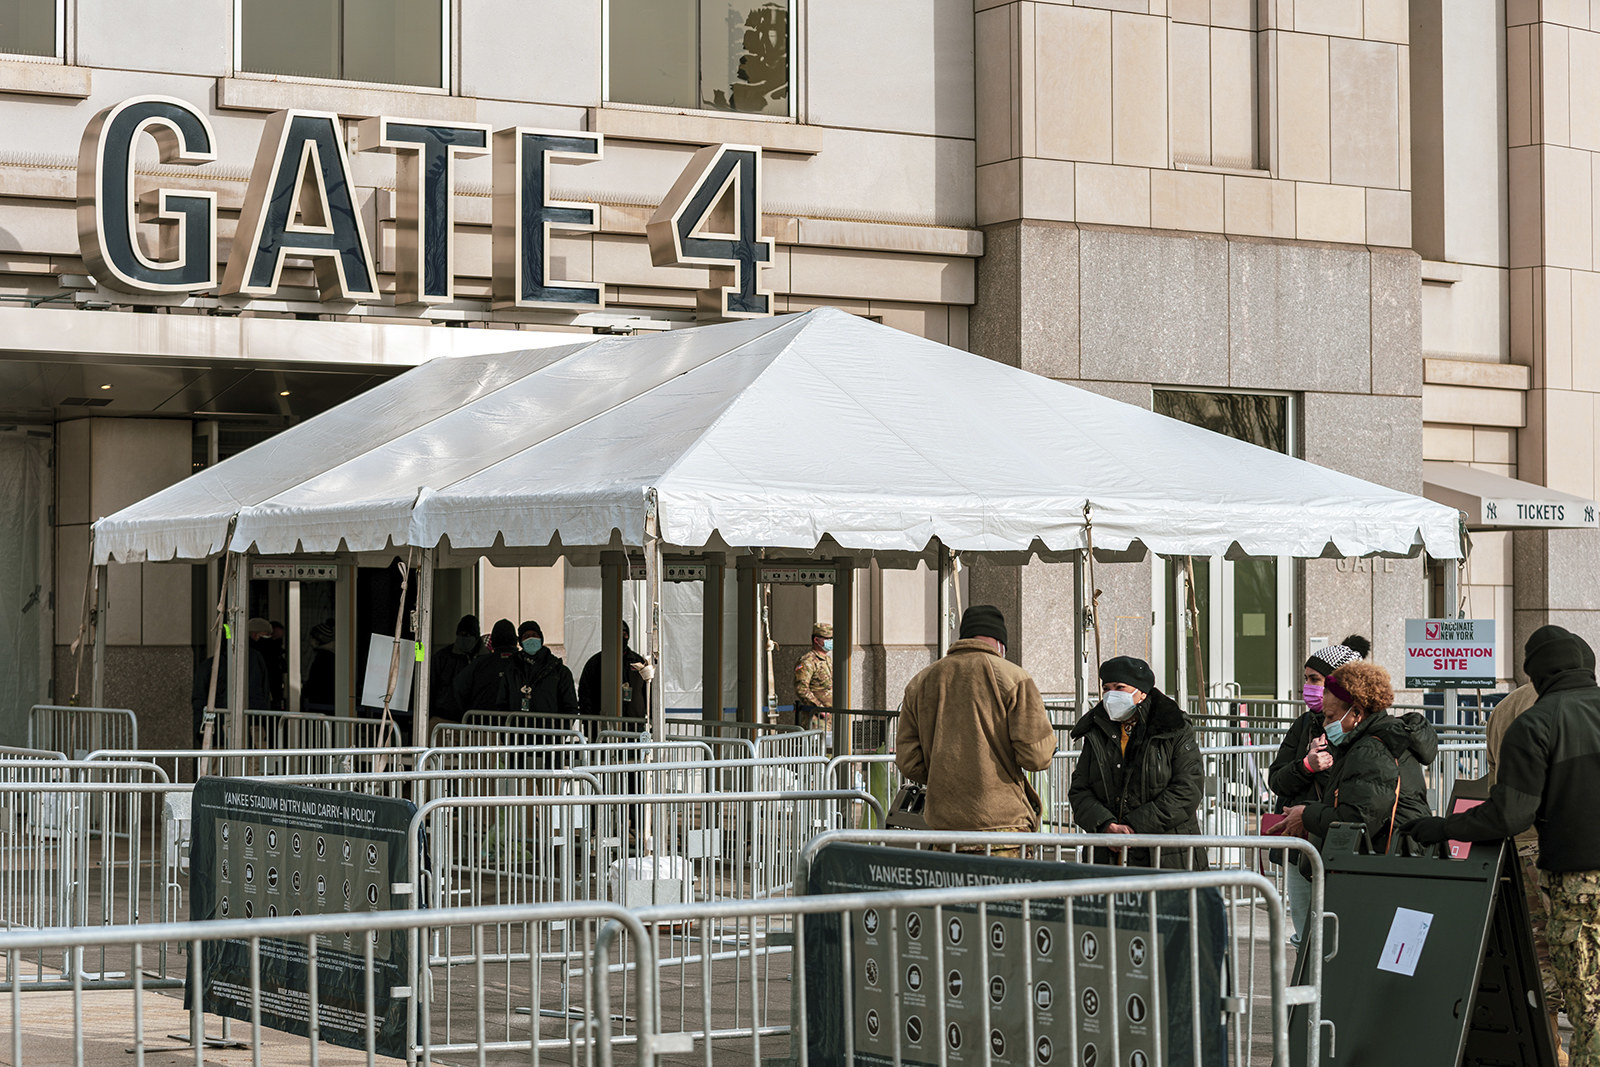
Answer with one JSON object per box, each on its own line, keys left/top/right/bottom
{"left": 300, "top": 620, "right": 337, "bottom": 715}
{"left": 1486, "top": 676, "right": 1568, "bottom": 1065}
{"left": 517, "top": 620, "right": 581, "bottom": 731}
{"left": 1268, "top": 637, "right": 1369, "bottom": 947}
{"left": 793, "top": 622, "right": 833, "bottom": 732}
{"left": 896, "top": 606, "right": 1055, "bottom": 844}
{"left": 429, "top": 614, "right": 482, "bottom": 724}
{"left": 1407, "top": 625, "right": 1600, "bottom": 1067}
{"left": 1069, "top": 656, "right": 1207, "bottom": 870}
{"left": 578, "top": 620, "right": 653, "bottom": 732}
{"left": 454, "top": 619, "right": 534, "bottom": 716}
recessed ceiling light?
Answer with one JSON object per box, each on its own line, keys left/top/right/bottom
{"left": 279, "top": 390, "right": 291, "bottom": 397}
{"left": 99, "top": 383, "right": 112, "bottom": 390}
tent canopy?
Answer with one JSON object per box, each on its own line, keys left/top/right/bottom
{"left": 93, "top": 308, "right": 1463, "bottom": 566}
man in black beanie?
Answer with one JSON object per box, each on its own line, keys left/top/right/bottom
{"left": 1405, "top": 625, "right": 1600, "bottom": 1063}
{"left": 897, "top": 606, "right": 1055, "bottom": 838}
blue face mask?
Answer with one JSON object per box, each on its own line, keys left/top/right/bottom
{"left": 1323, "top": 711, "right": 1353, "bottom": 746}
{"left": 522, "top": 637, "right": 542, "bottom": 655}
{"left": 822, "top": 639, "right": 833, "bottom": 653}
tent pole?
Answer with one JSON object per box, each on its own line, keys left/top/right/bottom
{"left": 736, "top": 559, "right": 758, "bottom": 719}
{"left": 644, "top": 500, "right": 664, "bottom": 743}
{"left": 92, "top": 564, "right": 107, "bottom": 709}
{"left": 1072, "top": 551, "right": 1087, "bottom": 719}
{"left": 1443, "top": 554, "right": 1460, "bottom": 728}
{"left": 936, "top": 542, "right": 952, "bottom": 658}
{"left": 229, "top": 552, "right": 249, "bottom": 775}
{"left": 415, "top": 549, "right": 434, "bottom": 755}
{"left": 1174, "top": 561, "right": 1190, "bottom": 712}
{"left": 831, "top": 559, "right": 854, "bottom": 756}
{"left": 600, "top": 553, "right": 625, "bottom": 721}
{"left": 702, "top": 554, "right": 725, "bottom": 722}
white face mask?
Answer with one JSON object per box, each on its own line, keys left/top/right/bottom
{"left": 1103, "top": 690, "right": 1139, "bottom": 721}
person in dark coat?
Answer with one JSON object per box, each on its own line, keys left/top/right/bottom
{"left": 1269, "top": 638, "right": 1368, "bottom": 946}
{"left": 1406, "top": 624, "right": 1600, "bottom": 1066}
{"left": 429, "top": 614, "right": 481, "bottom": 724}
{"left": 190, "top": 627, "right": 274, "bottom": 747}
{"left": 454, "top": 619, "right": 536, "bottom": 715}
{"left": 578, "top": 621, "right": 652, "bottom": 728}
{"left": 1273, "top": 660, "right": 1417, "bottom": 858}
{"left": 517, "top": 620, "right": 580, "bottom": 732}
{"left": 1068, "top": 655, "right": 1206, "bottom": 870}
{"left": 301, "top": 619, "right": 337, "bottom": 714}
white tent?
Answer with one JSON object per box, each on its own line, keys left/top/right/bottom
{"left": 95, "top": 307, "right": 1460, "bottom": 567}
{"left": 88, "top": 307, "right": 1464, "bottom": 742}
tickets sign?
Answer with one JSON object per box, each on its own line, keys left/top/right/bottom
{"left": 1404, "top": 618, "right": 1496, "bottom": 688}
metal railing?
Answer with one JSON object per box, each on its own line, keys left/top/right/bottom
{"left": 213, "top": 708, "right": 403, "bottom": 751}
{"left": 26, "top": 705, "right": 136, "bottom": 759}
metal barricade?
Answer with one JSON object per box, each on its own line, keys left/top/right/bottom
{"left": 86, "top": 746, "right": 428, "bottom": 785}
{"left": 602, "top": 847, "right": 1310, "bottom": 1066}
{"left": 0, "top": 900, "right": 655, "bottom": 1066}
{"left": 214, "top": 708, "right": 403, "bottom": 751}
{"left": 26, "top": 705, "right": 136, "bottom": 759}
{"left": 799, "top": 828, "right": 1326, "bottom": 1067}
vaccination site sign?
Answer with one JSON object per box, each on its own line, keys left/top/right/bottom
{"left": 1405, "top": 619, "right": 1496, "bottom": 688}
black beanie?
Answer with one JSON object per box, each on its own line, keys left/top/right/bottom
{"left": 456, "top": 614, "right": 479, "bottom": 637}
{"left": 490, "top": 618, "right": 518, "bottom": 651}
{"left": 1100, "top": 655, "right": 1155, "bottom": 692}
{"left": 959, "top": 605, "right": 1008, "bottom": 646}
{"left": 1524, "top": 624, "right": 1596, "bottom": 690}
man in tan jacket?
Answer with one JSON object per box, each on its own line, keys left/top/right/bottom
{"left": 896, "top": 605, "right": 1057, "bottom": 831}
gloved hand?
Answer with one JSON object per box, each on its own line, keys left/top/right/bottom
{"left": 631, "top": 660, "right": 655, "bottom": 684}
{"left": 1402, "top": 817, "right": 1449, "bottom": 845}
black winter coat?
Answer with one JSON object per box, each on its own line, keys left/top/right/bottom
{"left": 1068, "top": 688, "right": 1207, "bottom": 870}
{"left": 1301, "top": 709, "right": 1429, "bottom": 856}
{"left": 1437, "top": 624, "right": 1600, "bottom": 872}
{"left": 1267, "top": 711, "right": 1325, "bottom": 809}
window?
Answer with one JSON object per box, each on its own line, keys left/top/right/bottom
{"left": 1168, "top": 4, "right": 1259, "bottom": 170}
{"left": 1152, "top": 391, "right": 1294, "bottom": 701}
{"left": 239, "top": 0, "right": 444, "bottom": 88}
{"left": 608, "top": 0, "right": 791, "bottom": 117}
{"left": 0, "top": 0, "right": 57, "bottom": 58}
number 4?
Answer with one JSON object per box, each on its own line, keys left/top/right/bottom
{"left": 648, "top": 144, "right": 774, "bottom": 318}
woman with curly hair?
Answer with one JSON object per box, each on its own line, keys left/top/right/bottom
{"left": 1273, "top": 659, "right": 1433, "bottom": 856}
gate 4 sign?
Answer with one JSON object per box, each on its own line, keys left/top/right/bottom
{"left": 78, "top": 96, "right": 773, "bottom": 318}
{"left": 1405, "top": 619, "right": 1496, "bottom": 688}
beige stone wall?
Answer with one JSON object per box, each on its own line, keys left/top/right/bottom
{"left": 975, "top": 0, "right": 1411, "bottom": 246}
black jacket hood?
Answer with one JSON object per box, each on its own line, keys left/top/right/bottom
{"left": 1375, "top": 711, "right": 1438, "bottom": 764}
{"left": 1071, "top": 686, "right": 1187, "bottom": 740}
{"left": 1524, "top": 624, "right": 1597, "bottom": 693}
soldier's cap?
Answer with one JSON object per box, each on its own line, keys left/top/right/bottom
{"left": 812, "top": 623, "right": 834, "bottom": 639}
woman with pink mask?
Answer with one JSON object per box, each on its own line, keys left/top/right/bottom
{"left": 1266, "top": 635, "right": 1369, "bottom": 948}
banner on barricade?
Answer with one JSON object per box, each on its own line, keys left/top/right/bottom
{"left": 802, "top": 843, "right": 1227, "bottom": 1067}
{"left": 188, "top": 777, "right": 415, "bottom": 1059}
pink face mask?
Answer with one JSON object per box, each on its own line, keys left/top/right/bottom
{"left": 1302, "top": 683, "right": 1325, "bottom": 711}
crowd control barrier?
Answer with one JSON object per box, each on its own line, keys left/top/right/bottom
{"left": 26, "top": 705, "right": 136, "bottom": 759}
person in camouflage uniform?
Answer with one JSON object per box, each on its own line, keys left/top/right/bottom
{"left": 1408, "top": 625, "right": 1600, "bottom": 1066}
{"left": 1544, "top": 869, "right": 1599, "bottom": 1065}
{"left": 793, "top": 622, "right": 833, "bottom": 732}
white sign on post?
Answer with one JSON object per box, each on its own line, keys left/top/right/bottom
{"left": 360, "top": 634, "right": 416, "bottom": 713}
{"left": 1404, "top": 619, "right": 1496, "bottom": 688}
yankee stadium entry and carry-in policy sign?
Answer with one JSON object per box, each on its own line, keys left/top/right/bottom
{"left": 1404, "top": 618, "right": 1497, "bottom": 688}
{"left": 802, "top": 844, "right": 1227, "bottom": 1067}
{"left": 76, "top": 96, "right": 773, "bottom": 318}
{"left": 187, "top": 777, "right": 415, "bottom": 1059}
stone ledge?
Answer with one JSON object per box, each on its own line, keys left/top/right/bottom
{"left": 589, "top": 106, "right": 823, "bottom": 155}
{"left": 1424, "top": 357, "right": 1531, "bottom": 391}
{"left": 216, "top": 76, "right": 476, "bottom": 121}
{"left": 1422, "top": 383, "right": 1526, "bottom": 428}
{"left": 0, "top": 59, "right": 90, "bottom": 98}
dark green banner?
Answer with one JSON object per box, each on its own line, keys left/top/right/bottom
{"left": 188, "top": 777, "right": 415, "bottom": 1059}
{"left": 803, "top": 843, "right": 1226, "bottom": 1067}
